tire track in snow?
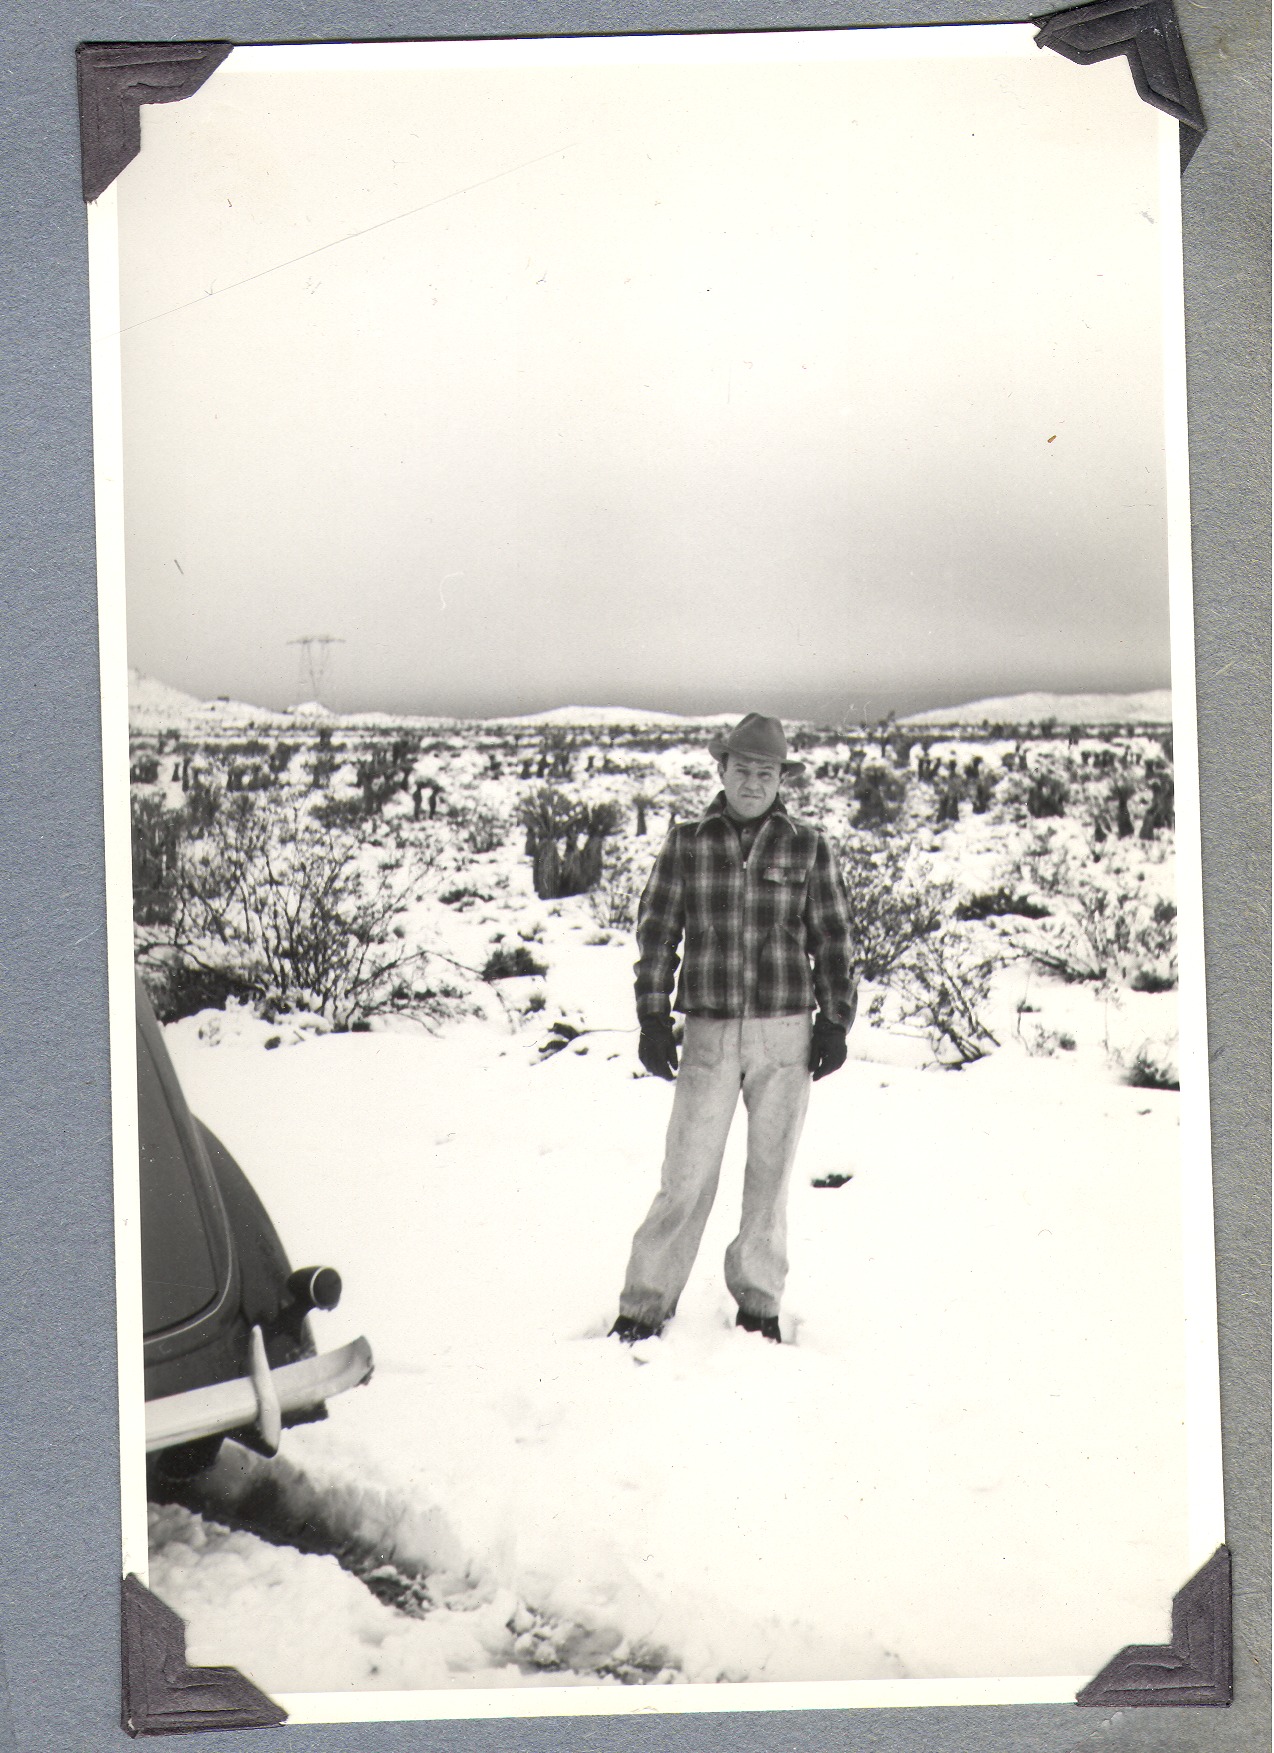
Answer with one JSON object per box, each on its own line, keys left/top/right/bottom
{"left": 149, "top": 1443, "right": 681, "bottom": 1685}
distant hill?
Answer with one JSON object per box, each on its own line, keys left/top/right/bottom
{"left": 134, "top": 672, "right": 1172, "bottom": 738}
{"left": 902, "top": 689, "right": 1172, "bottom": 727}
{"left": 128, "top": 669, "right": 294, "bottom": 731}
{"left": 488, "top": 705, "right": 740, "bottom": 728}
{"left": 127, "top": 674, "right": 745, "bottom": 734}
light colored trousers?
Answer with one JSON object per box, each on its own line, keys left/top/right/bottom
{"left": 619, "top": 1013, "right": 813, "bottom": 1327}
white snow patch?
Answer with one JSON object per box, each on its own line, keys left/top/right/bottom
{"left": 153, "top": 1011, "right": 1189, "bottom": 1695}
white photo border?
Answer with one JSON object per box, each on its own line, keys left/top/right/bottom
{"left": 88, "top": 22, "right": 1225, "bottom": 1725}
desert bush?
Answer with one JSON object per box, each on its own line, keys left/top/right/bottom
{"left": 138, "top": 960, "right": 262, "bottom": 1024}
{"left": 141, "top": 796, "right": 441, "bottom": 1028}
{"left": 892, "top": 930, "right": 1001, "bottom": 1066}
{"left": 588, "top": 845, "right": 647, "bottom": 930}
{"left": 1026, "top": 774, "right": 1069, "bottom": 818}
{"left": 482, "top": 944, "right": 547, "bottom": 980}
{"left": 954, "top": 888, "right": 1050, "bottom": 922}
{"left": 131, "top": 793, "right": 183, "bottom": 926}
{"left": 450, "top": 802, "right": 507, "bottom": 854}
{"left": 1013, "top": 830, "right": 1078, "bottom": 897}
{"left": 1015, "top": 884, "right": 1177, "bottom": 988}
{"left": 1018, "top": 1020, "right": 1077, "bottom": 1057}
{"left": 440, "top": 885, "right": 490, "bottom": 907}
{"left": 852, "top": 762, "right": 908, "bottom": 831}
{"left": 184, "top": 772, "right": 221, "bottom": 833}
{"left": 1123, "top": 1041, "right": 1180, "bottom": 1090}
{"left": 837, "top": 834, "right": 950, "bottom": 982}
{"left": 311, "top": 794, "right": 371, "bottom": 831}
{"left": 307, "top": 750, "right": 340, "bottom": 790}
{"left": 1129, "top": 963, "right": 1177, "bottom": 993}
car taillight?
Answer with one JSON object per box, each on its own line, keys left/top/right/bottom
{"left": 286, "top": 1265, "right": 342, "bottom": 1312}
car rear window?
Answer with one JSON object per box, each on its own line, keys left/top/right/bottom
{"left": 137, "top": 1029, "right": 220, "bottom": 1333}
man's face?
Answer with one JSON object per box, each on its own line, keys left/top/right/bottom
{"left": 719, "top": 752, "right": 782, "bottom": 820}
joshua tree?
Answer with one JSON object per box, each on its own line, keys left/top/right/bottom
{"left": 1139, "top": 774, "right": 1175, "bottom": 839}
{"left": 517, "top": 789, "right": 622, "bottom": 898}
{"left": 1111, "top": 781, "right": 1136, "bottom": 838}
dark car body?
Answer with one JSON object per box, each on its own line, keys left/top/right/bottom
{"left": 137, "top": 979, "right": 371, "bottom": 1468}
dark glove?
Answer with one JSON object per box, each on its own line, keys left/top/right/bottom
{"left": 808, "top": 1014, "right": 848, "bottom": 1081}
{"left": 638, "top": 1017, "right": 679, "bottom": 1081}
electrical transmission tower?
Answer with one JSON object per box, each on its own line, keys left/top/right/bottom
{"left": 287, "top": 636, "right": 344, "bottom": 704}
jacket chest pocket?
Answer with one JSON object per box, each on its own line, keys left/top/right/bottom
{"left": 756, "top": 863, "right": 807, "bottom": 912}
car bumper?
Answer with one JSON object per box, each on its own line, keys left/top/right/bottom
{"left": 145, "top": 1330, "right": 373, "bottom": 1455}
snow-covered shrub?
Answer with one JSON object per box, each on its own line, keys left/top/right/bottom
{"left": 1001, "top": 829, "right": 1177, "bottom": 990}
{"left": 892, "top": 930, "right": 1001, "bottom": 1066}
{"left": 266, "top": 740, "right": 299, "bottom": 777}
{"left": 450, "top": 802, "right": 507, "bottom": 854}
{"left": 439, "top": 885, "right": 489, "bottom": 908}
{"left": 851, "top": 761, "right": 908, "bottom": 831}
{"left": 184, "top": 770, "right": 221, "bottom": 833}
{"left": 131, "top": 793, "right": 182, "bottom": 926}
{"left": 837, "top": 834, "right": 950, "bottom": 982}
{"left": 1026, "top": 774, "right": 1068, "bottom": 818}
{"left": 306, "top": 749, "right": 340, "bottom": 789}
{"left": 955, "top": 887, "right": 1049, "bottom": 922}
{"left": 1017, "top": 883, "right": 1177, "bottom": 989}
{"left": 139, "top": 961, "right": 261, "bottom": 1022}
{"left": 1012, "top": 829, "right": 1080, "bottom": 897}
{"left": 482, "top": 944, "right": 547, "bottom": 980}
{"left": 588, "top": 846, "right": 647, "bottom": 930}
{"left": 1019, "top": 1021, "right": 1077, "bottom": 1057}
{"left": 1121, "top": 1039, "right": 1180, "bottom": 1090}
{"left": 141, "top": 796, "right": 442, "bottom": 1028}
{"left": 311, "top": 793, "right": 371, "bottom": 831}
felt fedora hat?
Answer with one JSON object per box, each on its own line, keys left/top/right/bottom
{"left": 707, "top": 713, "right": 804, "bottom": 777}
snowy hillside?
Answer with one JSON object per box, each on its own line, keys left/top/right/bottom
{"left": 903, "top": 689, "right": 1172, "bottom": 727}
{"left": 129, "top": 669, "right": 1173, "bottom": 737}
{"left": 128, "top": 669, "right": 295, "bottom": 732}
{"left": 491, "top": 705, "right": 741, "bottom": 728}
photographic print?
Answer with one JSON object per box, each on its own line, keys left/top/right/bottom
{"left": 89, "top": 24, "right": 1224, "bottom": 1723}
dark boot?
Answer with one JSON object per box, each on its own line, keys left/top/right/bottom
{"left": 736, "top": 1309, "right": 781, "bottom": 1343}
{"left": 610, "top": 1315, "right": 664, "bottom": 1344}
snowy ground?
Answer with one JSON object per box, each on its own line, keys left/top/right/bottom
{"left": 149, "top": 925, "right": 1189, "bottom": 1698}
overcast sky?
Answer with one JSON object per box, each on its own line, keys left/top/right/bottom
{"left": 113, "top": 30, "right": 1176, "bottom": 722}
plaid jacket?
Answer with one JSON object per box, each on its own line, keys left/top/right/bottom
{"left": 634, "top": 793, "right": 857, "bottom": 1025}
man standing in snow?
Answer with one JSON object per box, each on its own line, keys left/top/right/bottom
{"left": 611, "top": 713, "right": 857, "bottom": 1346}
